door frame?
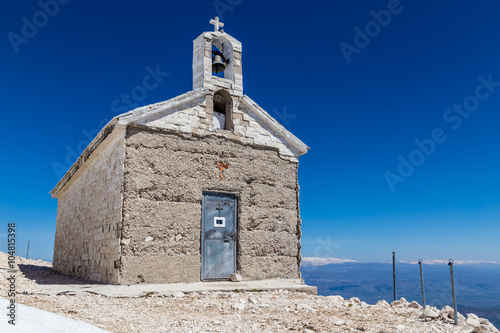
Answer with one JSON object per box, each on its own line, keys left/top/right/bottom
{"left": 201, "top": 191, "right": 238, "bottom": 280}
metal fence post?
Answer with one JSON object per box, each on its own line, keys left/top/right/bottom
{"left": 418, "top": 259, "right": 426, "bottom": 308}
{"left": 392, "top": 252, "right": 396, "bottom": 301}
{"left": 449, "top": 259, "right": 458, "bottom": 325}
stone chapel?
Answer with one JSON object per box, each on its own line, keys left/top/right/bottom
{"left": 51, "top": 18, "right": 309, "bottom": 284}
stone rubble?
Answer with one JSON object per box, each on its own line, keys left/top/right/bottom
{"left": 230, "top": 273, "right": 243, "bottom": 282}
{"left": 0, "top": 253, "right": 498, "bottom": 333}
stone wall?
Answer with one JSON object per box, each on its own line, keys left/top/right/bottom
{"left": 120, "top": 126, "right": 301, "bottom": 284}
{"left": 52, "top": 130, "right": 125, "bottom": 283}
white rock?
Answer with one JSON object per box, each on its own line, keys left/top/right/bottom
{"left": 376, "top": 300, "right": 390, "bottom": 307}
{"left": 419, "top": 309, "right": 440, "bottom": 319}
{"left": 439, "top": 305, "right": 455, "bottom": 320}
{"left": 327, "top": 295, "right": 344, "bottom": 303}
{"left": 441, "top": 305, "right": 453, "bottom": 313}
{"left": 335, "top": 319, "right": 345, "bottom": 326}
{"left": 390, "top": 297, "right": 409, "bottom": 307}
{"left": 232, "top": 303, "right": 245, "bottom": 310}
{"left": 474, "top": 324, "right": 497, "bottom": 333}
{"left": 172, "top": 292, "right": 185, "bottom": 298}
{"left": 391, "top": 300, "right": 403, "bottom": 307}
{"left": 144, "top": 236, "right": 154, "bottom": 242}
{"left": 467, "top": 316, "right": 481, "bottom": 327}
{"left": 396, "top": 324, "right": 406, "bottom": 331}
{"left": 302, "top": 304, "right": 315, "bottom": 311}
{"left": 408, "top": 301, "right": 420, "bottom": 308}
{"left": 348, "top": 297, "right": 361, "bottom": 304}
{"left": 120, "top": 238, "right": 130, "bottom": 245}
{"left": 468, "top": 313, "right": 479, "bottom": 320}
{"left": 230, "top": 273, "right": 242, "bottom": 282}
{"left": 175, "top": 234, "right": 183, "bottom": 241}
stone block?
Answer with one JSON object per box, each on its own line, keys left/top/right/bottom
{"left": 238, "top": 255, "right": 300, "bottom": 280}
{"left": 120, "top": 254, "right": 201, "bottom": 284}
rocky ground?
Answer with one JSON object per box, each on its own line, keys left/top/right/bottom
{"left": 0, "top": 253, "right": 498, "bottom": 333}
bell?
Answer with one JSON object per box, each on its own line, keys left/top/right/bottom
{"left": 212, "top": 54, "right": 226, "bottom": 74}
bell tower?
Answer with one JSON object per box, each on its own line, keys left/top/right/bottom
{"left": 192, "top": 17, "right": 243, "bottom": 96}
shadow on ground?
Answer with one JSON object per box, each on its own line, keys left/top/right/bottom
{"left": 17, "top": 264, "right": 105, "bottom": 286}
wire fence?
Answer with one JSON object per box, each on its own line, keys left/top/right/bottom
{"left": 301, "top": 254, "right": 500, "bottom": 328}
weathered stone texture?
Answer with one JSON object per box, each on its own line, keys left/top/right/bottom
{"left": 120, "top": 126, "right": 301, "bottom": 283}
{"left": 238, "top": 255, "right": 299, "bottom": 280}
{"left": 121, "top": 254, "right": 201, "bottom": 284}
{"left": 52, "top": 130, "right": 124, "bottom": 283}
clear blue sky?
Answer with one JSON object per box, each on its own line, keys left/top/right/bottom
{"left": 1, "top": 1, "right": 499, "bottom": 262}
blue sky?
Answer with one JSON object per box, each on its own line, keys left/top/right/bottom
{"left": 1, "top": 1, "right": 499, "bottom": 262}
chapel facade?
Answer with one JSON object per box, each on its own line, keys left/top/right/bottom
{"left": 51, "top": 18, "right": 309, "bottom": 284}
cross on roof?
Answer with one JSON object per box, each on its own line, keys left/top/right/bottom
{"left": 210, "top": 16, "right": 224, "bottom": 32}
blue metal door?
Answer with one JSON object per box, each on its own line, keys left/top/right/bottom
{"left": 201, "top": 192, "right": 237, "bottom": 280}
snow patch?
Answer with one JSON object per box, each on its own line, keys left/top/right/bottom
{"left": 0, "top": 297, "right": 109, "bottom": 333}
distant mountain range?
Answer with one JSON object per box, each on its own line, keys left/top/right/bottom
{"left": 302, "top": 257, "right": 498, "bottom": 266}
{"left": 399, "top": 259, "right": 499, "bottom": 265}
{"left": 300, "top": 259, "right": 500, "bottom": 329}
{"left": 301, "top": 257, "right": 358, "bottom": 266}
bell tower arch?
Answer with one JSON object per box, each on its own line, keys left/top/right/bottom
{"left": 192, "top": 17, "right": 243, "bottom": 96}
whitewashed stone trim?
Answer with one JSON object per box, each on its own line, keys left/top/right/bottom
{"left": 119, "top": 88, "right": 209, "bottom": 126}
{"left": 240, "top": 96, "right": 309, "bottom": 156}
